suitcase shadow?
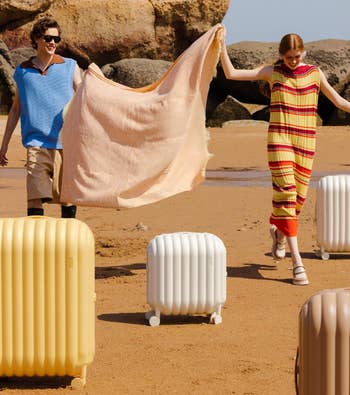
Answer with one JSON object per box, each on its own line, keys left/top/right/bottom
{"left": 227, "top": 263, "right": 292, "bottom": 284}
{"left": 98, "top": 312, "right": 146, "bottom": 325}
{"left": 95, "top": 263, "right": 146, "bottom": 279}
{"left": 301, "top": 251, "right": 350, "bottom": 260}
{"left": 0, "top": 376, "right": 72, "bottom": 390}
{"left": 98, "top": 312, "right": 213, "bottom": 326}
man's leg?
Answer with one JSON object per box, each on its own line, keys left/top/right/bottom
{"left": 26, "top": 147, "right": 53, "bottom": 216}
{"left": 27, "top": 198, "right": 44, "bottom": 216}
{"left": 61, "top": 204, "right": 77, "bottom": 218}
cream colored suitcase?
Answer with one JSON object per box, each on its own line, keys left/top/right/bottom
{"left": 146, "top": 232, "right": 226, "bottom": 326}
{"left": 296, "top": 288, "right": 350, "bottom": 395}
{"left": 0, "top": 217, "right": 95, "bottom": 388}
{"left": 316, "top": 175, "right": 350, "bottom": 260}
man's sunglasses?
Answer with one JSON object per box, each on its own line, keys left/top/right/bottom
{"left": 43, "top": 35, "right": 61, "bottom": 43}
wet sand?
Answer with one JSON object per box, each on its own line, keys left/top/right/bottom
{"left": 1, "top": 121, "right": 350, "bottom": 394}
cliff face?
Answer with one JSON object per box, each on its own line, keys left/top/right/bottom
{"left": 1, "top": 1, "right": 350, "bottom": 125}
{"left": 210, "top": 39, "right": 350, "bottom": 125}
{"left": 0, "top": 0, "right": 229, "bottom": 112}
{"left": 0, "top": 0, "right": 229, "bottom": 66}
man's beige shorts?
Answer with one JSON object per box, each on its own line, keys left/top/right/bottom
{"left": 26, "top": 147, "right": 64, "bottom": 203}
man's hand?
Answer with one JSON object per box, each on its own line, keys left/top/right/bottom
{"left": 0, "top": 148, "right": 8, "bottom": 166}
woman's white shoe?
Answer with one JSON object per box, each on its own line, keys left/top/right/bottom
{"left": 292, "top": 265, "right": 309, "bottom": 286}
{"left": 270, "top": 225, "right": 286, "bottom": 260}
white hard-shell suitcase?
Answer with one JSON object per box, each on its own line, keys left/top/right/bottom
{"left": 146, "top": 232, "right": 226, "bottom": 326}
{"left": 316, "top": 175, "right": 350, "bottom": 259}
{"left": 296, "top": 288, "right": 350, "bottom": 395}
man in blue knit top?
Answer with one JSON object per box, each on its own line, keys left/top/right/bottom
{"left": 0, "top": 17, "right": 81, "bottom": 217}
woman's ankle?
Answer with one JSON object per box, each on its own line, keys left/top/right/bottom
{"left": 276, "top": 229, "right": 286, "bottom": 242}
{"left": 292, "top": 259, "right": 304, "bottom": 267}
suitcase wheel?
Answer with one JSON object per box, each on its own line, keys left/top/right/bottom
{"left": 71, "top": 366, "right": 87, "bottom": 389}
{"left": 209, "top": 312, "right": 223, "bottom": 325}
{"left": 146, "top": 310, "right": 160, "bottom": 327}
{"left": 315, "top": 249, "right": 330, "bottom": 260}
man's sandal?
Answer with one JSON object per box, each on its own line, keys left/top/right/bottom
{"left": 270, "top": 225, "right": 286, "bottom": 260}
{"left": 292, "top": 265, "right": 309, "bottom": 286}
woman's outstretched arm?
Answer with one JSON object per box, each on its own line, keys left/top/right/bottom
{"left": 219, "top": 27, "right": 272, "bottom": 81}
{"left": 320, "top": 69, "right": 350, "bottom": 113}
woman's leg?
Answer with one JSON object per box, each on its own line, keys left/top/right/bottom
{"left": 287, "top": 235, "right": 309, "bottom": 285}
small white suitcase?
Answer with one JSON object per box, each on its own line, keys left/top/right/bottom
{"left": 146, "top": 232, "right": 226, "bottom": 326}
{"left": 316, "top": 175, "right": 350, "bottom": 260}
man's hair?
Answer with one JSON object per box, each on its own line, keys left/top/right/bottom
{"left": 30, "top": 17, "right": 61, "bottom": 49}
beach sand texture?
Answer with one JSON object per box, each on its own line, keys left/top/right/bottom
{"left": 1, "top": 120, "right": 350, "bottom": 394}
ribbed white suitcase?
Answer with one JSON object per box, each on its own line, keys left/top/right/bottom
{"left": 296, "top": 288, "right": 350, "bottom": 395}
{"left": 316, "top": 175, "right": 350, "bottom": 259}
{"left": 0, "top": 217, "right": 95, "bottom": 388}
{"left": 146, "top": 232, "right": 226, "bottom": 326}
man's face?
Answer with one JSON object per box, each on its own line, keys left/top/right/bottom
{"left": 36, "top": 27, "right": 60, "bottom": 56}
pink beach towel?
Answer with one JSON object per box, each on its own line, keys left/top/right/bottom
{"left": 61, "top": 24, "right": 223, "bottom": 208}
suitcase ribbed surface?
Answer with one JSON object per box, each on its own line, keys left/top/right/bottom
{"left": 317, "top": 175, "right": 350, "bottom": 252}
{"left": 0, "top": 217, "right": 95, "bottom": 377}
{"left": 147, "top": 232, "right": 226, "bottom": 315}
{"left": 298, "top": 289, "right": 350, "bottom": 395}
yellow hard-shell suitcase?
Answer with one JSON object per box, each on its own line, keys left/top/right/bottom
{"left": 0, "top": 217, "right": 95, "bottom": 388}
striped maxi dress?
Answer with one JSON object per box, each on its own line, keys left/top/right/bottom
{"left": 268, "top": 63, "right": 320, "bottom": 237}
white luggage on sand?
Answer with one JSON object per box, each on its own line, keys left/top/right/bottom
{"left": 296, "top": 288, "right": 350, "bottom": 395}
{"left": 146, "top": 232, "right": 226, "bottom": 326}
{"left": 316, "top": 175, "right": 350, "bottom": 260}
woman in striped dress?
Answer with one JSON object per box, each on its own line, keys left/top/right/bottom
{"left": 219, "top": 28, "right": 350, "bottom": 285}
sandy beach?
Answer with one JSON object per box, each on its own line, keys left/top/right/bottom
{"left": 1, "top": 119, "right": 350, "bottom": 394}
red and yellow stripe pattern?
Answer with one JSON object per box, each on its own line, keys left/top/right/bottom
{"left": 268, "top": 64, "right": 320, "bottom": 236}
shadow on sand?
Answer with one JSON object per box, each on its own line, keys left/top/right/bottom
{"left": 95, "top": 262, "right": 146, "bottom": 279}
{"left": 0, "top": 376, "right": 72, "bottom": 391}
{"left": 227, "top": 263, "right": 292, "bottom": 284}
{"left": 98, "top": 312, "right": 212, "bottom": 326}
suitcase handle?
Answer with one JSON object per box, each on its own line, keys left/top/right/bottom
{"left": 294, "top": 347, "right": 299, "bottom": 395}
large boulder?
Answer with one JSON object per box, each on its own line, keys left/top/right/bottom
{"left": 206, "top": 95, "right": 252, "bottom": 127}
{"left": 9, "top": 47, "right": 36, "bottom": 67}
{"left": 152, "top": 0, "right": 229, "bottom": 59}
{"left": 0, "top": 41, "right": 16, "bottom": 112}
{"left": 328, "top": 79, "right": 350, "bottom": 125}
{"left": 102, "top": 58, "right": 172, "bottom": 88}
{"left": 0, "top": 0, "right": 229, "bottom": 68}
{"left": 0, "top": 0, "right": 52, "bottom": 27}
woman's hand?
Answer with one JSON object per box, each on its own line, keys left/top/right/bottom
{"left": 217, "top": 24, "right": 226, "bottom": 46}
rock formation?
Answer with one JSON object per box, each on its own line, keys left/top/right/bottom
{"left": 0, "top": 0, "right": 229, "bottom": 110}
{"left": 1, "top": 1, "right": 350, "bottom": 126}
{"left": 206, "top": 95, "right": 252, "bottom": 127}
{"left": 0, "top": 41, "right": 16, "bottom": 114}
{"left": 102, "top": 58, "right": 172, "bottom": 88}
{"left": 0, "top": 0, "right": 229, "bottom": 67}
{"left": 210, "top": 39, "right": 350, "bottom": 125}
{"left": 0, "top": 0, "right": 53, "bottom": 27}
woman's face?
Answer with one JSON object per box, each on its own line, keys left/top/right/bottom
{"left": 281, "top": 49, "right": 304, "bottom": 70}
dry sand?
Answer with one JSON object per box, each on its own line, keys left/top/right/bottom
{"left": 1, "top": 119, "right": 350, "bottom": 394}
